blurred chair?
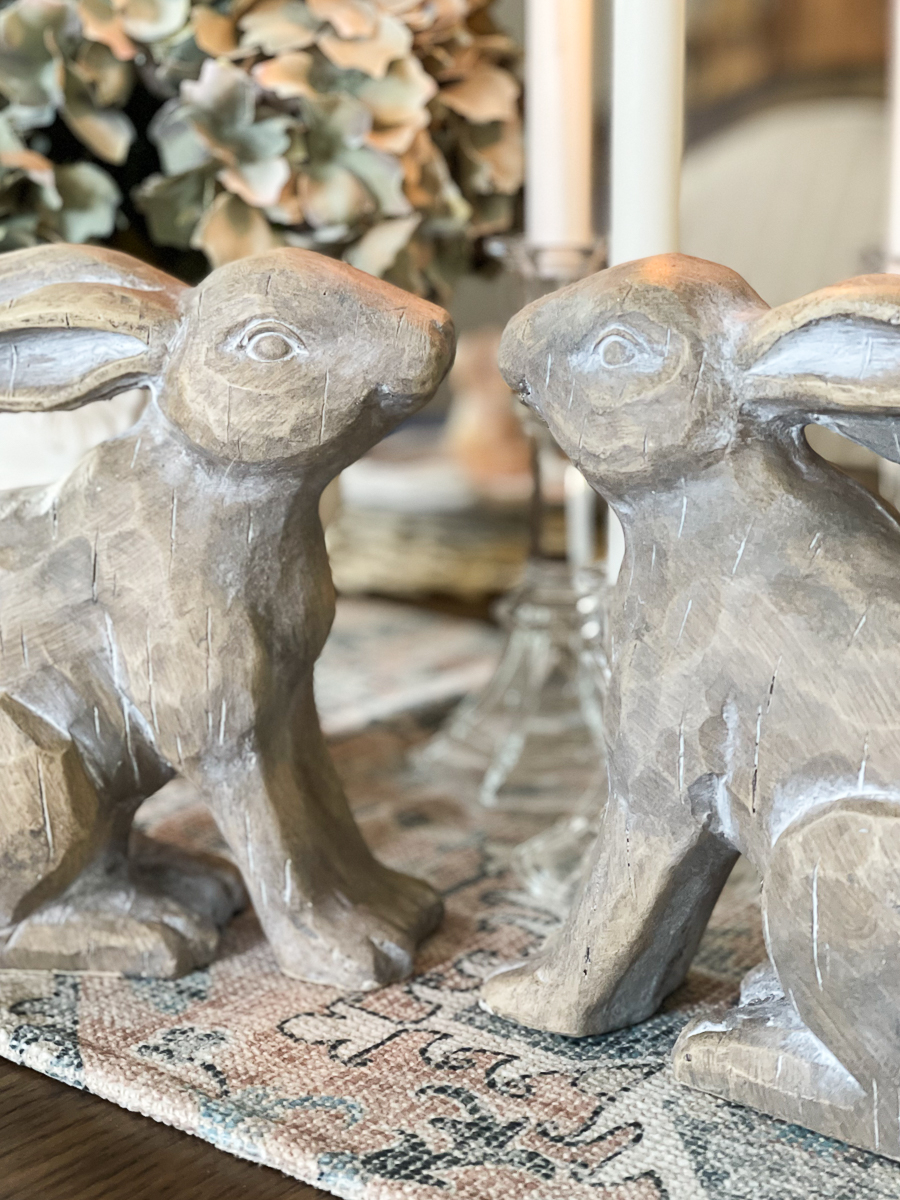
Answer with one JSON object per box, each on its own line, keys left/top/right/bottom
{"left": 0, "top": 392, "right": 147, "bottom": 491}
{"left": 682, "top": 96, "right": 886, "bottom": 306}
{"left": 681, "top": 96, "right": 897, "bottom": 500}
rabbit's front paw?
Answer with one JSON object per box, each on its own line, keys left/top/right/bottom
{"left": 481, "top": 926, "right": 654, "bottom": 1037}
{"left": 481, "top": 953, "right": 594, "bottom": 1036}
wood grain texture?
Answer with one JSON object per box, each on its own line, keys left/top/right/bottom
{"left": 0, "top": 242, "right": 453, "bottom": 992}
{"left": 0, "top": 1056, "right": 326, "bottom": 1199}
{"left": 484, "top": 252, "right": 900, "bottom": 1160}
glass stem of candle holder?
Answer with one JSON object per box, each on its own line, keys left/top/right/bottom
{"left": 528, "top": 434, "right": 544, "bottom": 560}
{"left": 410, "top": 237, "right": 613, "bottom": 816}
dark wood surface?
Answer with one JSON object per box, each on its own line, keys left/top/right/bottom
{"left": 0, "top": 1056, "right": 330, "bottom": 1199}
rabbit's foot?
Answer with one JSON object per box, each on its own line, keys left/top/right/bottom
{"left": 267, "top": 863, "right": 443, "bottom": 991}
{"left": 129, "top": 831, "right": 247, "bottom": 929}
{"left": 0, "top": 877, "right": 224, "bottom": 978}
{"left": 671, "top": 963, "right": 900, "bottom": 1159}
{"left": 481, "top": 943, "right": 619, "bottom": 1036}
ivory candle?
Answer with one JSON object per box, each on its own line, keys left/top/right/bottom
{"left": 878, "top": 0, "right": 900, "bottom": 506}
{"left": 524, "top": 0, "right": 595, "bottom": 564}
{"left": 889, "top": 0, "right": 900, "bottom": 273}
{"left": 565, "top": 463, "right": 597, "bottom": 567}
{"left": 606, "top": 0, "right": 686, "bottom": 583}
{"left": 525, "top": 0, "right": 594, "bottom": 273}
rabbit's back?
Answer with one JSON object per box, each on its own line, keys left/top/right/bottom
{"left": 610, "top": 444, "right": 900, "bottom": 870}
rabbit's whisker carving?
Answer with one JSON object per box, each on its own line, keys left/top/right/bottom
{"left": 486, "top": 252, "right": 900, "bottom": 1162}
{"left": 0, "top": 242, "right": 453, "bottom": 989}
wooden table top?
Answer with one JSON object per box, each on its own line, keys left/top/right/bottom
{"left": 0, "top": 1056, "right": 330, "bottom": 1199}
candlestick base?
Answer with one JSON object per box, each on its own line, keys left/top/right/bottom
{"left": 511, "top": 767, "right": 608, "bottom": 910}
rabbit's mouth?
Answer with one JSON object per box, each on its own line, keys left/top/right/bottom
{"left": 511, "top": 376, "right": 537, "bottom": 410}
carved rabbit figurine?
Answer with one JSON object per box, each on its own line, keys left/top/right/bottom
{"left": 486, "top": 252, "right": 900, "bottom": 1159}
{"left": 0, "top": 243, "right": 452, "bottom": 988}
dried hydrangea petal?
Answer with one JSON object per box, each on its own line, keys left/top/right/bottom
{"left": 218, "top": 155, "right": 291, "bottom": 206}
{"left": 71, "top": 40, "right": 133, "bottom": 109}
{"left": 252, "top": 50, "right": 315, "bottom": 98}
{"left": 149, "top": 95, "right": 213, "bottom": 173}
{"left": 307, "top": 0, "right": 377, "bottom": 40}
{"left": 179, "top": 60, "right": 292, "bottom": 166}
{"left": 462, "top": 114, "right": 523, "bottom": 195}
{"left": 356, "top": 54, "right": 435, "bottom": 127}
{"left": 440, "top": 63, "right": 519, "bottom": 124}
{"left": 238, "top": 0, "right": 321, "bottom": 55}
{"left": 0, "top": 0, "right": 74, "bottom": 117}
{"left": 339, "top": 143, "right": 410, "bottom": 216}
{"left": 134, "top": 166, "right": 214, "bottom": 247}
{"left": 52, "top": 159, "right": 120, "bottom": 240}
{"left": 318, "top": 12, "right": 411, "bottom": 79}
{"left": 62, "top": 64, "right": 135, "bottom": 163}
{"left": 192, "top": 188, "right": 282, "bottom": 266}
{"left": 1, "top": 148, "right": 58, "bottom": 196}
{"left": 122, "top": 0, "right": 190, "bottom": 44}
{"left": 297, "top": 160, "right": 374, "bottom": 226}
{"left": 77, "top": 0, "right": 136, "bottom": 60}
{"left": 344, "top": 211, "right": 419, "bottom": 276}
{"left": 191, "top": 5, "right": 237, "bottom": 55}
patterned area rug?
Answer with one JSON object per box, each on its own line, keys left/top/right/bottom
{"left": 1, "top": 714, "right": 899, "bottom": 1200}
{"left": 315, "top": 596, "right": 500, "bottom": 738}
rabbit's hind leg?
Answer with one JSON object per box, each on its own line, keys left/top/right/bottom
{"left": 0, "top": 701, "right": 243, "bottom": 978}
{"left": 674, "top": 798, "right": 900, "bottom": 1160}
{"left": 128, "top": 828, "right": 247, "bottom": 933}
{"left": 0, "top": 869, "right": 220, "bottom": 977}
{"left": 0, "top": 695, "right": 104, "bottom": 928}
{"left": 0, "top": 834, "right": 242, "bottom": 977}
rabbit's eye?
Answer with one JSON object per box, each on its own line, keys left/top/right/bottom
{"left": 595, "top": 330, "right": 640, "bottom": 368}
{"left": 237, "top": 323, "right": 306, "bottom": 363}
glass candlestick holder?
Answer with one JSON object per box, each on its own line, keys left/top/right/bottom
{"left": 412, "top": 236, "right": 609, "bottom": 815}
{"left": 511, "top": 766, "right": 608, "bottom": 911}
{"left": 414, "top": 563, "right": 609, "bottom": 812}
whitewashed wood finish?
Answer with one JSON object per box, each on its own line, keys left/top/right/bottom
{"left": 485, "top": 252, "right": 900, "bottom": 1160}
{"left": 0, "top": 243, "right": 452, "bottom": 988}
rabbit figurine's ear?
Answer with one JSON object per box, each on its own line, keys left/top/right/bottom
{"left": 737, "top": 274, "right": 900, "bottom": 462}
{"left": 0, "top": 244, "right": 186, "bottom": 413}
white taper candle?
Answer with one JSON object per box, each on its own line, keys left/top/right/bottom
{"left": 525, "top": 0, "right": 594, "bottom": 275}
{"left": 878, "top": 0, "right": 900, "bottom": 506}
{"left": 606, "top": 0, "right": 686, "bottom": 583}
{"left": 888, "top": 0, "right": 900, "bottom": 273}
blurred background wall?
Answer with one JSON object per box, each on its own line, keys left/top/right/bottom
{"left": 451, "top": 0, "right": 890, "bottom": 335}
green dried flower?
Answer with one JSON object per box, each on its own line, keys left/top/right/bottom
{"left": 0, "top": 0, "right": 77, "bottom": 127}
{"left": 0, "top": 110, "right": 119, "bottom": 247}
{"left": 0, "top": 0, "right": 522, "bottom": 296}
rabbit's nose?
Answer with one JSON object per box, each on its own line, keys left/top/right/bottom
{"left": 429, "top": 315, "right": 455, "bottom": 369}
{"left": 513, "top": 377, "right": 539, "bottom": 416}
{"left": 498, "top": 329, "right": 538, "bottom": 412}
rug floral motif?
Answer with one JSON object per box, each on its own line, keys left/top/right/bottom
{"left": 1, "top": 717, "right": 899, "bottom": 1200}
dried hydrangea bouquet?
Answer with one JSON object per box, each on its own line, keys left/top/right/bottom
{"left": 0, "top": 0, "right": 521, "bottom": 294}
